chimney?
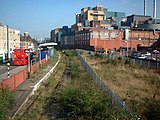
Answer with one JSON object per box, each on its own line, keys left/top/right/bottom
{"left": 153, "top": 0, "right": 157, "bottom": 18}
{"left": 144, "top": 0, "right": 146, "bottom": 16}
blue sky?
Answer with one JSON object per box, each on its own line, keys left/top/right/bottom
{"left": 0, "top": 0, "right": 160, "bottom": 38}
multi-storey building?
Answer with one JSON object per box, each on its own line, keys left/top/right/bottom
{"left": 50, "top": 28, "right": 61, "bottom": 43}
{"left": 60, "top": 27, "right": 160, "bottom": 51}
{"left": 75, "top": 5, "right": 125, "bottom": 29}
{"left": 126, "top": 14, "right": 151, "bottom": 27}
{"left": 51, "top": 26, "right": 72, "bottom": 46}
{"left": 54, "top": 5, "right": 160, "bottom": 52}
{"left": 0, "top": 25, "right": 20, "bottom": 54}
{"left": 89, "top": 28, "right": 159, "bottom": 51}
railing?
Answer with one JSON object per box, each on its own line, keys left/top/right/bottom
{"left": 103, "top": 53, "right": 160, "bottom": 69}
{"left": 89, "top": 51, "right": 160, "bottom": 69}
{"left": 76, "top": 50, "right": 133, "bottom": 118}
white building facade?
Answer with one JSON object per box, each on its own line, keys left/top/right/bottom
{"left": 0, "top": 25, "right": 20, "bottom": 61}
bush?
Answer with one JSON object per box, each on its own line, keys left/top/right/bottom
{"left": 70, "top": 63, "right": 80, "bottom": 79}
{"left": 95, "top": 53, "right": 104, "bottom": 58}
{"left": 0, "top": 89, "right": 15, "bottom": 120}
{"left": 105, "top": 59, "right": 118, "bottom": 65}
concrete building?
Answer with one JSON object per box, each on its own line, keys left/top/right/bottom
{"left": 0, "top": 25, "right": 20, "bottom": 60}
{"left": 75, "top": 5, "right": 125, "bottom": 29}
{"left": 126, "top": 14, "right": 151, "bottom": 28}
{"left": 50, "top": 28, "right": 61, "bottom": 42}
{"left": 104, "top": 9, "right": 126, "bottom": 29}
{"left": 79, "top": 6, "right": 105, "bottom": 27}
{"left": 50, "top": 26, "right": 72, "bottom": 45}
{"left": 61, "top": 31, "right": 75, "bottom": 48}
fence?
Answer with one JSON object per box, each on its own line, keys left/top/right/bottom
{"left": 103, "top": 53, "right": 160, "bottom": 69}
{"left": 76, "top": 50, "right": 133, "bottom": 118}
{"left": 0, "top": 56, "right": 50, "bottom": 91}
{"left": 126, "top": 57, "right": 160, "bottom": 69}
{"left": 89, "top": 51, "right": 160, "bottom": 69}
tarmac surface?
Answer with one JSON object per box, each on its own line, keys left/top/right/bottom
{"left": 0, "top": 64, "right": 19, "bottom": 75}
{"left": 0, "top": 65, "right": 26, "bottom": 82}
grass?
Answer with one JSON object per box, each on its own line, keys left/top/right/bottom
{"left": 52, "top": 50, "right": 129, "bottom": 120}
{"left": 14, "top": 50, "right": 66, "bottom": 120}
{"left": 82, "top": 51, "right": 160, "bottom": 119}
{"left": 0, "top": 89, "right": 15, "bottom": 120}
{"left": 30, "top": 51, "right": 59, "bottom": 82}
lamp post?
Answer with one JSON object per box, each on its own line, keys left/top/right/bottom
{"left": 125, "top": 40, "right": 128, "bottom": 57}
{"left": 6, "top": 25, "right": 10, "bottom": 62}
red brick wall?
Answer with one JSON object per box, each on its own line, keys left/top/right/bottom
{"left": 0, "top": 68, "right": 28, "bottom": 91}
{"left": 90, "top": 29, "right": 159, "bottom": 51}
{"left": 0, "top": 57, "right": 50, "bottom": 91}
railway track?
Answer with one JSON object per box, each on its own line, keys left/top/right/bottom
{"left": 39, "top": 52, "right": 72, "bottom": 120}
{"left": 13, "top": 52, "right": 71, "bottom": 120}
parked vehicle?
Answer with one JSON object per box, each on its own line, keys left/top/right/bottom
{"left": 13, "top": 48, "right": 36, "bottom": 65}
{"left": 145, "top": 56, "right": 156, "bottom": 61}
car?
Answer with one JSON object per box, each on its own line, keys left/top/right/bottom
{"left": 153, "top": 50, "right": 160, "bottom": 54}
{"left": 145, "top": 56, "right": 156, "bottom": 61}
{"left": 138, "top": 56, "right": 146, "bottom": 59}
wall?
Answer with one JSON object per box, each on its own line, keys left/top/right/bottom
{"left": 0, "top": 57, "right": 50, "bottom": 91}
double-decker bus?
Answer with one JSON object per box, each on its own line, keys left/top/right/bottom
{"left": 13, "top": 48, "right": 31, "bottom": 65}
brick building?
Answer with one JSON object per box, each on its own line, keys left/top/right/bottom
{"left": 61, "top": 28, "right": 159, "bottom": 52}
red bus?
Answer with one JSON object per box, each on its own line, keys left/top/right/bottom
{"left": 13, "top": 48, "right": 31, "bottom": 65}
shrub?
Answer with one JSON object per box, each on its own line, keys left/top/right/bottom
{"left": 0, "top": 89, "right": 15, "bottom": 120}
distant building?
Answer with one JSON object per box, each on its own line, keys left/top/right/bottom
{"left": 20, "top": 32, "right": 33, "bottom": 48}
{"left": 52, "top": 5, "right": 160, "bottom": 52}
{"left": 50, "top": 28, "right": 61, "bottom": 43}
{"left": 50, "top": 26, "right": 71, "bottom": 45}
{"left": 126, "top": 14, "right": 151, "bottom": 28}
{"left": 0, "top": 25, "right": 20, "bottom": 53}
{"left": 60, "top": 27, "right": 159, "bottom": 51}
{"left": 24, "top": 32, "right": 30, "bottom": 37}
{"left": 75, "top": 5, "right": 125, "bottom": 29}
{"left": 104, "top": 9, "right": 125, "bottom": 29}
{"left": 138, "top": 18, "right": 160, "bottom": 30}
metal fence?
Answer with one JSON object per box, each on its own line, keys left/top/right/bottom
{"left": 89, "top": 50, "right": 160, "bottom": 69}
{"left": 76, "top": 50, "right": 133, "bottom": 118}
{"left": 126, "top": 57, "right": 160, "bottom": 69}
{"left": 103, "top": 53, "right": 160, "bottom": 69}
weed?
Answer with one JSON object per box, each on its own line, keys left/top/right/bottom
{"left": 0, "top": 89, "right": 15, "bottom": 120}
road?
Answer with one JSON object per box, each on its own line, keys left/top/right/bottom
{"left": 0, "top": 64, "right": 19, "bottom": 75}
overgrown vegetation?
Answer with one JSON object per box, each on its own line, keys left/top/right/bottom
{"left": 53, "top": 50, "right": 129, "bottom": 119}
{"left": 0, "top": 89, "right": 15, "bottom": 120}
{"left": 30, "top": 51, "right": 59, "bottom": 82}
{"left": 14, "top": 50, "right": 66, "bottom": 120}
{"left": 82, "top": 51, "right": 160, "bottom": 119}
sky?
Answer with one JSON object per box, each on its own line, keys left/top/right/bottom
{"left": 0, "top": 0, "right": 160, "bottom": 39}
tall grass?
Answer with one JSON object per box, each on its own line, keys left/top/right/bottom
{"left": 82, "top": 51, "right": 160, "bottom": 119}
{"left": 53, "top": 50, "right": 129, "bottom": 119}
{"left": 0, "top": 89, "right": 15, "bottom": 120}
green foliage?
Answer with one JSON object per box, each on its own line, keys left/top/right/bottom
{"left": 124, "top": 59, "right": 130, "bottom": 64}
{"left": 95, "top": 53, "right": 104, "bottom": 58}
{"left": 0, "top": 89, "right": 15, "bottom": 120}
{"left": 54, "top": 53, "right": 129, "bottom": 119}
{"left": 105, "top": 59, "right": 118, "bottom": 65}
{"left": 55, "top": 84, "right": 128, "bottom": 119}
{"left": 141, "top": 99, "right": 160, "bottom": 120}
{"left": 70, "top": 63, "right": 80, "bottom": 79}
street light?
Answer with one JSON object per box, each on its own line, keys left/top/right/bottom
{"left": 125, "top": 40, "right": 128, "bottom": 57}
{"left": 6, "top": 25, "right": 10, "bottom": 62}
